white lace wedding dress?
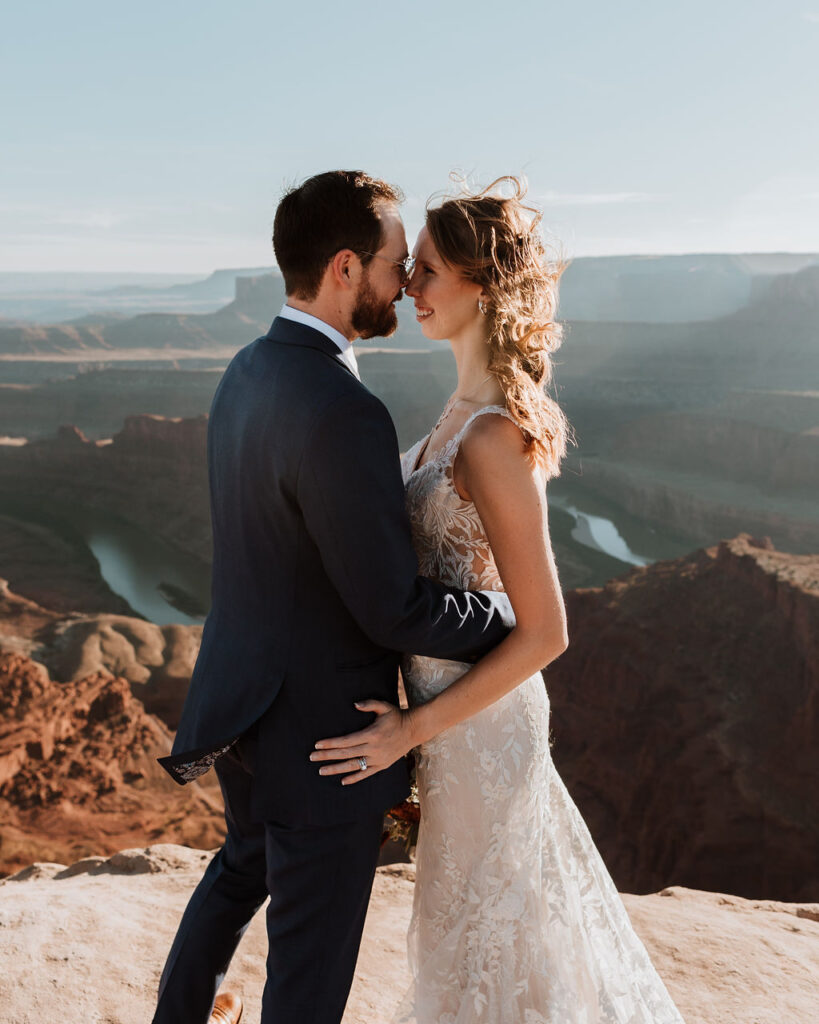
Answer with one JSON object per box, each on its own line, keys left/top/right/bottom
{"left": 394, "top": 405, "right": 685, "bottom": 1024}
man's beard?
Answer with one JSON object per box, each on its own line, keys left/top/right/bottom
{"left": 351, "top": 273, "right": 399, "bottom": 340}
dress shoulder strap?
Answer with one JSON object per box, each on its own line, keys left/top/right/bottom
{"left": 415, "top": 404, "right": 515, "bottom": 474}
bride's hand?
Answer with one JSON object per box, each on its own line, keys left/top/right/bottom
{"left": 309, "top": 700, "right": 416, "bottom": 785}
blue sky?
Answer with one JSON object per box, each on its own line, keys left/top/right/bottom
{"left": 2, "top": 0, "right": 817, "bottom": 271}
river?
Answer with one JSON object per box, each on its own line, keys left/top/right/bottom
{"left": 72, "top": 509, "right": 211, "bottom": 625}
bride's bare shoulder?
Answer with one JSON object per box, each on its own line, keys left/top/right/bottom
{"left": 455, "top": 409, "right": 536, "bottom": 501}
{"left": 459, "top": 409, "right": 528, "bottom": 464}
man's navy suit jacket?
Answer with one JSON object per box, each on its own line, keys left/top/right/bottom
{"left": 159, "top": 316, "right": 514, "bottom": 825}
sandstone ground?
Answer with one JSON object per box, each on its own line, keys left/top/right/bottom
{"left": 0, "top": 845, "right": 817, "bottom": 1024}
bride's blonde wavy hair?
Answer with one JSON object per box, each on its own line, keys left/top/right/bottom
{"left": 426, "top": 176, "right": 571, "bottom": 477}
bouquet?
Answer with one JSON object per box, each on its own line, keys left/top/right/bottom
{"left": 381, "top": 752, "right": 420, "bottom": 854}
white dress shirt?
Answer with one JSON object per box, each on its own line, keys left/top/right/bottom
{"left": 278, "top": 304, "right": 360, "bottom": 380}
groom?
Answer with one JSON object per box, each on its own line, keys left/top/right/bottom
{"left": 153, "top": 170, "right": 514, "bottom": 1024}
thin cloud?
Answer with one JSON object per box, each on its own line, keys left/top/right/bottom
{"left": 803, "top": 11, "right": 819, "bottom": 22}
{"left": 0, "top": 203, "right": 131, "bottom": 230}
{"left": 538, "top": 191, "right": 666, "bottom": 207}
{"left": 744, "top": 189, "right": 819, "bottom": 203}
{"left": 53, "top": 209, "right": 127, "bottom": 229}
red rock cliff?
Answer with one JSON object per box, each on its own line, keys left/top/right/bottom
{"left": 0, "top": 651, "right": 223, "bottom": 876}
{"left": 546, "top": 533, "right": 819, "bottom": 902}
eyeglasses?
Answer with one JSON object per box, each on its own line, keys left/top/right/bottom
{"left": 359, "top": 252, "right": 416, "bottom": 284}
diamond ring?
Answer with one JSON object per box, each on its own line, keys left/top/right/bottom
{"left": 358, "top": 756, "right": 368, "bottom": 771}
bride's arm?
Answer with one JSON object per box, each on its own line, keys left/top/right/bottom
{"left": 311, "top": 412, "right": 568, "bottom": 784}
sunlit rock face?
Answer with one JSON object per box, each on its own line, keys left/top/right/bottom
{"left": 0, "top": 578, "right": 201, "bottom": 728}
{"left": 0, "top": 650, "right": 222, "bottom": 877}
{"left": 546, "top": 533, "right": 819, "bottom": 902}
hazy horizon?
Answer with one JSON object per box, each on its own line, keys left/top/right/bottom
{"left": 3, "top": 249, "right": 819, "bottom": 281}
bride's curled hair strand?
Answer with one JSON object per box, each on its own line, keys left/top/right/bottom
{"left": 425, "top": 175, "right": 571, "bottom": 478}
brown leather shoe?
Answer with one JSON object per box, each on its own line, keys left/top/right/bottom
{"left": 208, "top": 992, "right": 243, "bottom": 1024}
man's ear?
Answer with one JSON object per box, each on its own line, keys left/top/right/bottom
{"left": 329, "top": 249, "right": 358, "bottom": 290}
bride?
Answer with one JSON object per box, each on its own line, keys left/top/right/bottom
{"left": 313, "top": 178, "right": 685, "bottom": 1023}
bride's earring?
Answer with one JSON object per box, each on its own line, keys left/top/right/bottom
{"left": 478, "top": 299, "right": 487, "bottom": 315}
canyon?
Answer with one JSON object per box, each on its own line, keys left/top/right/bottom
{"left": 0, "top": 531, "right": 816, "bottom": 903}
{"left": 2, "top": 258, "right": 816, "bottom": 562}
{"left": 0, "top": 254, "right": 816, "bottom": 919}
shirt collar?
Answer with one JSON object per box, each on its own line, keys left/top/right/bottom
{"left": 278, "top": 303, "right": 352, "bottom": 355}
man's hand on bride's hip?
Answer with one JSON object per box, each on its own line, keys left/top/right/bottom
{"left": 310, "top": 701, "right": 416, "bottom": 785}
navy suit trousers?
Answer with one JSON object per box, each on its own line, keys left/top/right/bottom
{"left": 152, "top": 742, "right": 385, "bottom": 1024}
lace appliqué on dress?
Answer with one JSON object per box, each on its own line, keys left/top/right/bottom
{"left": 166, "top": 742, "right": 235, "bottom": 783}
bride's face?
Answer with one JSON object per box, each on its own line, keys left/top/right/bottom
{"left": 405, "top": 227, "right": 484, "bottom": 342}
